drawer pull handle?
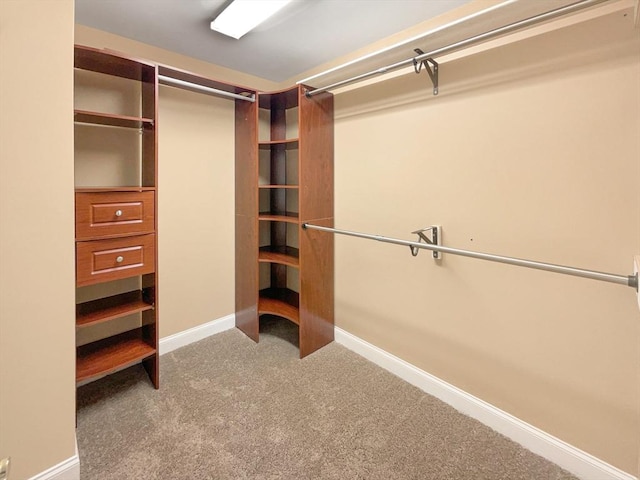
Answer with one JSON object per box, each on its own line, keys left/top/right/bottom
{"left": 116, "top": 256, "right": 124, "bottom": 263}
{"left": 115, "top": 210, "right": 123, "bottom": 217}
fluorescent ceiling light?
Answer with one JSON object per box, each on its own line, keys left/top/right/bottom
{"left": 211, "top": 0, "right": 292, "bottom": 39}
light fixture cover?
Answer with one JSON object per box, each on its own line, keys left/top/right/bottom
{"left": 210, "top": 0, "right": 292, "bottom": 39}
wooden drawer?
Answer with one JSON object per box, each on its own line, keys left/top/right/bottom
{"left": 76, "top": 191, "right": 155, "bottom": 240}
{"left": 76, "top": 234, "right": 155, "bottom": 287}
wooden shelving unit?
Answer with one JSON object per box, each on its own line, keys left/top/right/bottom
{"left": 235, "top": 85, "right": 334, "bottom": 357}
{"left": 74, "top": 45, "right": 159, "bottom": 388}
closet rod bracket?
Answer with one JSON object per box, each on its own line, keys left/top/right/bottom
{"left": 410, "top": 225, "right": 441, "bottom": 259}
{"left": 413, "top": 49, "right": 438, "bottom": 95}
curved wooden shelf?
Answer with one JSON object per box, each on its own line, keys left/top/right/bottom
{"left": 258, "top": 212, "right": 299, "bottom": 223}
{"left": 259, "top": 139, "right": 299, "bottom": 150}
{"left": 259, "top": 288, "right": 299, "bottom": 325}
{"left": 76, "top": 328, "right": 156, "bottom": 384}
{"left": 258, "top": 87, "right": 298, "bottom": 109}
{"left": 259, "top": 246, "right": 299, "bottom": 267}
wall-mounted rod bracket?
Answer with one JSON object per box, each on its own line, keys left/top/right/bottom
{"left": 413, "top": 49, "right": 438, "bottom": 95}
{"left": 410, "top": 225, "right": 441, "bottom": 259}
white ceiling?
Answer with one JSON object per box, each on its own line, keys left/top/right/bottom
{"left": 74, "top": 0, "right": 472, "bottom": 82}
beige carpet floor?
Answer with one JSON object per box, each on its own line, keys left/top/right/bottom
{"left": 76, "top": 316, "right": 578, "bottom": 479}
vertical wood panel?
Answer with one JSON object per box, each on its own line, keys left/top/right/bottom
{"left": 235, "top": 99, "right": 258, "bottom": 217}
{"left": 270, "top": 97, "right": 288, "bottom": 289}
{"left": 141, "top": 65, "right": 157, "bottom": 188}
{"left": 299, "top": 87, "right": 334, "bottom": 224}
{"left": 235, "top": 213, "right": 259, "bottom": 341}
{"left": 235, "top": 98, "right": 259, "bottom": 341}
{"left": 299, "top": 85, "right": 335, "bottom": 357}
{"left": 299, "top": 218, "right": 334, "bottom": 357}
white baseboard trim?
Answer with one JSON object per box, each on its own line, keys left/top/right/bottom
{"left": 334, "top": 327, "right": 637, "bottom": 480}
{"left": 159, "top": 314, "right": 236, "bottom": 356}
{"left": 28, "top": 444, "right": 79, "bottom": 480}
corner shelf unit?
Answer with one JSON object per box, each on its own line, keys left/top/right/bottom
{"left": 74, "top": 45, "right": 159, "bottom": 388}
{"left": 235, "top": 85, "right": 334, "bottom": 358}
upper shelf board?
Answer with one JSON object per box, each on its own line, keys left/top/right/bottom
{"left": 75, "top": 45, "right": 156, "bottom": 82}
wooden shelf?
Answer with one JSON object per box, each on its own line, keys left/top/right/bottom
{"left": 259, "top": 288, "right": 300, "bottom": 325}
{"left": 76, "top": 291, "right": 154, "bottom": 329}
{"left": 76, "top": 328, "right": 156, "bottom": 384}
{"left": 259, "top": 185, "right": 298, "bottom": 189}
{"left": 259, "top": 139, "right": 299, "bottom": 150}
{"left": 259, "top": 246, "right": 299, "bottom": 267}
{"left": 74, "top": 109, "right": 153, "bottom": 128}
{"left": 75, "top": 45, "right": 155, "bottom": 82}
{"left": 75, "top": 186, "right": 156, "bottom": 193}
{"left": 258, "top": 212, "right": 299, "bottom": 223}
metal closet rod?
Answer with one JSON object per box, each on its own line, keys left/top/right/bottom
{"left": 302, "top": 223, "right": 639, "bottom": 290}
{"left": 304, "top": 0, "right": 608, "bottom": 97}
{"left": 158, "top": 75, "right": 256, "bottom": 102}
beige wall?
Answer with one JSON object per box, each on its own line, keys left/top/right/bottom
{"left": 157, "top": 87, "right": 235, "bottom": 336}
{"left": 0, "top": 1, "right": 77, "bottom": 479}
{"left": 334, "top": 8, "right": 639, "bottom": 476}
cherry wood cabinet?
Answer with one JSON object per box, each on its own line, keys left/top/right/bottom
{"left": 74, "top": 45, "right": 159, "bottom": 388}
{"left": 235, "top": 85, "right": 334, "bottom": 357}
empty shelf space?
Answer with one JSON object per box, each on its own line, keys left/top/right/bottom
{"left": 259, "top": 246, "right": 300, "bottom": 267}
{"left": 74, "top": 109, "right": 153, "bottom": 128}
{"left": 258, "top": 212, "right": 299, "bottom": 223}
{"left": 76, "top": 328, "right": 156, "bottom": 384}
{"left": 259, "top": 139, "right": 299, "bottom": 150}
{"left": 259, "top": 288, "right": 299, "bottom": 325}
{"left": 76, "top": 290, "right": 154, "bottom": 328}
